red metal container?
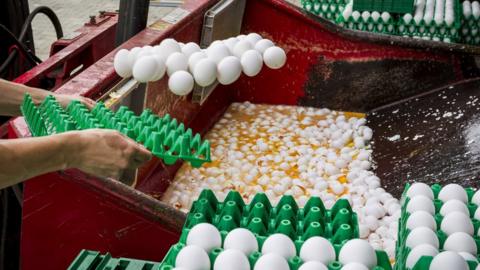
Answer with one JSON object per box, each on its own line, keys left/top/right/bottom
{"left": 10, "top": 0, "right": 480, "bottom": 269}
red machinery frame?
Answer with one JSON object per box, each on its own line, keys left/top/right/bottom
{"left": 9, "top": 0, "right": 480, "bottom": 269}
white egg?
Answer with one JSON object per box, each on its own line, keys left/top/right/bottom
{"left": 298, "top": 261, "right": 328, "bottom": 270}
{"left": 341, "top": 263, "right": 369, "bottom": 270}
{"left": 441, "top": 211, "right": 474, "bottom": 236}
{"left": 406, "top": 244, "right": 438, "bottom": 269}
{"left": 406, "top": 211, "right": 437, "bottom": 231}
{"left": 254, "top": 39, "right": 275, "bottom": 54}
{"left": 217, "top": 56, "right": 242, "bottom": 85}
{"left": 438, "top": 184, "right": 468, "bottom": 203}
{"left": 233, "top": 40, "right": 254, "bottom": 58}
{"left": 246, "top": 33, "right": 263, "bottom": 46}
{"left": 240, "top": 50, "right": 263, "bottom": 77}
{"left": 166, "top": 52, "right": 188, "bottom": 76}
{"left": 206, "top": 43, "right": 231, "bottom": 64}
{"left": 263, "top": 46, "right": 286, "bottom": 69}
{"left": 187, "top": 223, "right": 222, "bottom": 252}
{"left": 338, "top": 239, "right": 377, "bottom": 269}
{"left": 406, "top": 195, "right": 435, "bottom": 214}
{"left": 254, "top": 253, "right": 290, "bottom": 270}
{"left": 474, "top": 207, "right": 480, "bottom": 220}
{"left": 406, "top": 227, "right": 439, "bottom": 249}
{"left": 188, "top": 51, "right": 207, "bottom": 72}
{"left": 135, "top": 48, "right": 152, "bottom": 62}
{"left": 181, "top": 42, "right": 201, "bottom": 58}
{"left": 193, "top": 58, "right": 217, "bottom": 87}
{"left": 443, "top": 232, "right": 477, "bottom": 255}
{"left": 472, "top": 189, "right": 480, "bottom": 206}
{"left": 237, "top": 34, "right": 247, "bottom": 40}
{"left": 159, "top": 38, "right": 181, "bottom": 56}
{"left": 132, "top": 56, "right": 157, "bottom": 83}
{"left": 458, "top": 252, "right": 478, "bottom": 262}
{"left": 406, "top": 183, "right": 434, "bottom": 199}
{"left": 224, "top": 37, "right": 239, "bottom": 54}
{"left": 440, "top": 199, "right": 469, "bottom": 216}
{"left": 299, "top": 236, "right": 335, "bottom": 264}
{"left": 224, "top": 228, "right": 259, "bottom": 255}
{"left": 262, "top": 233, "right": 296, "bottom": 259}
{"left": 151, "top": 55, "right": 166, "bottom": 81}
{"left": 127, "top": 47, "right": 141, "bottom": 67}
{"left": 429, "top": 251, "right": 469, "bottom": 270}
{"left": 114, "top": 49, "right": 132, "bottom": 78}
{"left": 214, "top": 249, "right": 250, "bottom": 270}
{"left": 168, "top": 71, "right": 194, "bottom": 96}
{"left": 175, "top": 245, "right": 211, "bottom": 270}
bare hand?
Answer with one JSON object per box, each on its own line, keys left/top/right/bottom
{"left": 67, "top": 129, "right": 152, "bottom": 179}
{"left": 55, "top": 93, "right": 96, "bottom": 110}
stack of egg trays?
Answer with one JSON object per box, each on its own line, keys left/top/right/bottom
{"left": 459, "top": 13, "right": 480, "bottom": 45}
{"left": 352, "top": 0, "right": 414, "bottom": 14}
{"left": 158, "top": 189, "right": 392, "bottom": 270}
{"left": 336, "top": 13, "right": 397, "bottom": 34}
{"left": 301, "top": 0, "right": 347, "bottom": 21}
{"left": 21, "top": 94, "right": 211, "bottom": 168}
{"left": 394, "top": 183, "right": 480, "bottom": 270}
{"left": 396, "top": 0, "right": 462, "bottom": 42}
{"left": 67, "top": 249, "right": 161, "bottom": 270}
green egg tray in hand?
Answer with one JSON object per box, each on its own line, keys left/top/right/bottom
{"left": 159, "top": 189, "right": 392, "bottom": 270}
{"left": 20, "top": 94, "right": 211, "bottom": 168}
{"left": 394, "top": 183, "right": 480, "bottom": 270}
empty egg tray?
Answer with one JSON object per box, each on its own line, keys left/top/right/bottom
{"left": 20, "top": 94, "right": 211, "bottom": 168}
{"left": 395, "top": 183, "right": 480, "bottom": 270}
{"left": 67, "top": 249, "right": 161, "bottom": 270}
{"left": 158, "top": 189, "right": 392, "bottom": 270}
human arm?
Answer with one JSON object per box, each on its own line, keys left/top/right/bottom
{"left": 0, "top": 79, "right": 95, "bottom": 116}
{"left": 0, "top": 129, "right": 152, "bottom": 189}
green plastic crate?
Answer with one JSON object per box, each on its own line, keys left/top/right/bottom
{"left": 394, "top": 183, "right": 480, "bottom": 270}
{"left": 68, "top": 249, "right": 161, "bottom": 270}
{"left": 158, "top": 189, "right": 392, "bottom": 270}
{"left": 20, "top": 94, "right": 211, "bottom": 168}
{"left": 353, "top": 0, "right": 414, "bottom": 14}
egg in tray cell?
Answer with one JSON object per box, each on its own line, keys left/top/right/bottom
{"left": 162, "top": 102, "right": 401, "bottom": 260}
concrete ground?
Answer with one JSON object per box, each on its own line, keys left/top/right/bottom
{"left": 28, "top": 0, "right": 301, "bottom": 60}
{"left": 28, "top": 0, "right": 175, "bottom": 59}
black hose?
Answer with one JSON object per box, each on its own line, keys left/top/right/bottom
{"left": 0, "top": 25, "right": 41, "bottom": 76}
{"left": 0, "top": 6, "right": 63, "bottom": 76}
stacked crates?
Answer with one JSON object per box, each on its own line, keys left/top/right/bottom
{"left": 159, "top": 189, "right": 392, "bottom": 270}
{"left": 459, "top": 0, "right": 480, "bottom": 45}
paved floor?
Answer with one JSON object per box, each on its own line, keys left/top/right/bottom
{"left": 28, "top": 0, "right": 301, "bottom": 60}
{"left": 28, "top": 0, "right": 174, "bottom": 60}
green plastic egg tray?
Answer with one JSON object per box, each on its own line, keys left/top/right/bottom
{"left": 20, "top": 94, "right": 211, "bottom": 167}
{"left": 302, "top": 0, "right": 470, "bottom": 44}
{"left": 67, "top": 249, "right": 161, "bottom": 270}
{"left": 353, "top": 0, "right": 414, "bottom": 14}
{"left": 157, "top": 189, "right": 392, "bottom": 270}
{"left": 394, "top": 183, "right": 480, "bottom": 270}
{"left": 460, "top": 16, "right": 480, "bottom": 45}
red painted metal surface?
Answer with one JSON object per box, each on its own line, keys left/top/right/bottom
{"left": 9, "top": 0, "right": 480, "bottom": 269}
{"left": 14, "top": 12, "right": 118, "bottom": 89}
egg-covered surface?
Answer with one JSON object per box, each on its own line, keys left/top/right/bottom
{"left": 163, "top": 102, "right": 400, "bottom": 260}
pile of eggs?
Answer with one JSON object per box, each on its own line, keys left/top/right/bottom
{"left": 402, "top": 183, "right": 480, "bottom": 270}
{"left": 163, "top": 103, "right": 401, "bottom": 259}
{"left": 175, "top": 223, "right": 379, "bottom": 270}
{"left": 113, "top": 33, "right": 286, "bottom": 96}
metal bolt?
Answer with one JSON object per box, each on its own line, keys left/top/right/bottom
{"left": 89, "top": 16, "right": 96, "bottom": 24}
